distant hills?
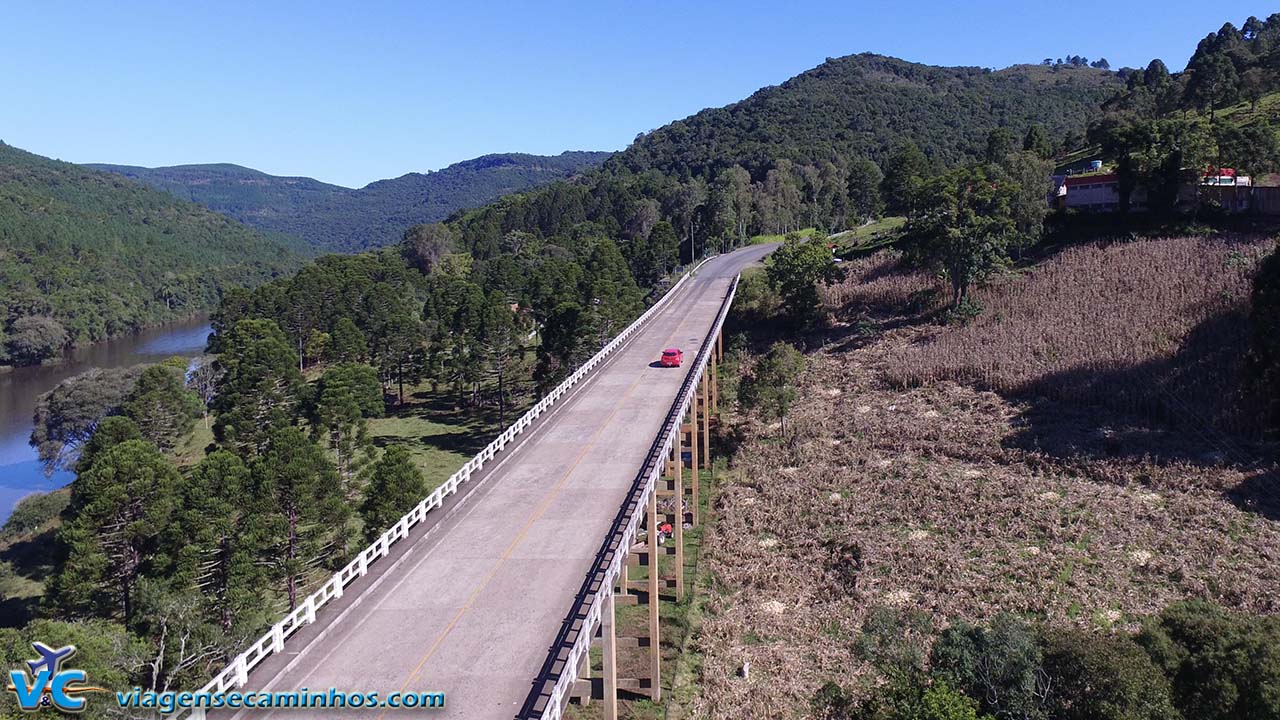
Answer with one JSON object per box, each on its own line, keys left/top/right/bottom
{"left": 90, "top": 151, "right": 611, "bottom": 252}
{"left": 0, "top": 142, "right": 303, "bottom": 358}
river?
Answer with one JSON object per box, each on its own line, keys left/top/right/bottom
{"left": 0, "top": 317, "right": 212, "bottom": 522}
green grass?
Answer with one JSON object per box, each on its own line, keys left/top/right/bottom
{"left": 832, "top": 216, "right": 906, "bottom": 257}
{"left": 367, "top": 381, "right": 524, "bottom": 489}
{"left": 749, "top": 227, "right": 818, "bottom": 245}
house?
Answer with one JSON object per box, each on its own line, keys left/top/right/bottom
{"left": 1052, "top": 173, "right": 1147, "bottom": 212}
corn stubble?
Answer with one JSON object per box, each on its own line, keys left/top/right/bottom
{"left": 690, "top": 236, "right": 1280, "bottom": 719}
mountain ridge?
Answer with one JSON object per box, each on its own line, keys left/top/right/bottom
{"left": 88, "top": 150, "right": 612, "bottom": 252}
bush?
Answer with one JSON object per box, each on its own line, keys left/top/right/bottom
{"left": 1041, "top": 628, "right": 1179, "bottom": 720}
{"left": 1137, "top": 600, "right": 1280, "bottom": 720}
{"left": 1, "top": 491, "right": 69, "bottom": 537}
{"left": 931, "top": 615, "right": 1050, "bottom": 720}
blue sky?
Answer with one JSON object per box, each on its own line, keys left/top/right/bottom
{"left": 3, "top": 2, "right": 1274, "bottom": 187}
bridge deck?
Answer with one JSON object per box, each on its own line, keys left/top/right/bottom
{"left": 227, "top": 246, "right": 772, "bottom": 720}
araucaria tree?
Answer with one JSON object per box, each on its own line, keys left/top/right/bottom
{"left": 253, "top": 427, "right": 349, "bottom": 609}
{"left": 358, "top": 445, "right": 428, "bottom": 541}
{"left": 212, "top": 319, "right": 304, "bottom": 457}
{"left": 48, "top": 439, "right": 182, "bottom": 623}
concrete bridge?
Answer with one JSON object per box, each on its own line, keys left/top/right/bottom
{"left": 191, "top": 244, "right": 772, "bottom": 720}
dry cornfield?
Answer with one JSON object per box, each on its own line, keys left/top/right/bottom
{"left": 689, "top": 236, "right": 1280, "bottom": 719}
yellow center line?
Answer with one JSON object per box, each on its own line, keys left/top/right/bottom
{"left": 373, "top": 312, "right": 693, "bottom": 714}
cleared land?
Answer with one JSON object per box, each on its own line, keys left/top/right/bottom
{"left": 687, "top": 235, "right": 1280, "bottom": 719}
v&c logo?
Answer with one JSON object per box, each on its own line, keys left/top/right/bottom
{"left": 7, "top": 642, "right": 107, "bottom": 713}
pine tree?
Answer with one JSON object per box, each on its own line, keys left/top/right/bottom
{"left": 212, "top": 319, "right": 303, "bottom": 457}
{"left": 174, "top": 451, "right": 269, "bottom": 632}
{"left": 359, "top": 446, "right": 428, "bottom": 541}
{"left": 48, "top": 440, "right": 182, "bottom": 623}
{"left": 254, "top": 427, "right": 349, "bottom": 609}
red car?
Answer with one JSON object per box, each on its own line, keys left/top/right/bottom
{"left": 660, "top": 348, "right": 683, "bottom": 367}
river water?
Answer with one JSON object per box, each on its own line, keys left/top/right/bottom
{"left": 0, "top": 317, "right": 212, "bottom": 522}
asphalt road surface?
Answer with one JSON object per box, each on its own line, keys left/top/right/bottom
{"left": 224, "top": 244, "right": 773, "bottom": 720}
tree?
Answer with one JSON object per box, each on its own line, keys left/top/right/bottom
{"left": 312, "top": 363, "right": 382, "bottom": 478}
{"left": 329, "top": 316, "right": 368, "bottom": 363}
{"left": 1185, "top": 52, "right": 1240, "bottom": 120}
{"left": 358, "top": 446, "right": 428, "bottom": 541}
{"left": 932, "top": 615, "right": 1052, "bottom": 720}
{"left": 254, "top": 427, "right": 349, "bottom": 609}
{"left": 764, "top": 233, "right": 845, "bottom": 323}
{"left": 122, "top": 364, "right": 203, "bottom": 451}
{"left": 75, "top": 415, "right": 143, "bottom": 475}
{"left": 537, "top": 301, "right": 584, "bottom": 388}
{"left": 129, "top": 580, "right": 227, "bottom": 694}
{"left": 714, "top": 165, "right": 754, "bottom": 247}
{"left": 883, "top": 141, "right": 930, "bottom": 215}
{"left": 400, "top": 222, "right": 456, "bottom": 274}
{"left": 1000, "top": 152, "right": 1054, "bottom": 257}
{"left": 48, "top": 439, "right": 181, "bottom": 623}
{"left": 211, "top": 319, "right": 303, "bottom": 457}
{"left": 985, "top": 128, "right": 1017, "bottom": 163}
{"left": 1041, "top": 629, "right": 1178, "bottom": 720}
{"left": 847, "top": 158, "right": 885, "bottom": 221}
{"left": 5, "top": 316, "right": 68, "bottom": 366}
{"left": 1249, "top": 246, "right": 1280, "bottom": 436}
{"left": 31, "top": 366, "right": 144, "bottom": 474}
{"left": 173, "top": 451, "right": 268, "bottom": 633}
{"left": 186, "top": 356, "right": 222, "bottom": 429}
{"left": 1138, "top": 600, "right": 1280, "bottom": 720}
{"left": 902, "top": 164, "right": 1018, "bottom": 308}
{"left": 738, "top": 342, "right": 805, "bottom": 436}
{"left": 1022, "top": 125, "right": 1054, "bottom": 159}
{"left": 478, "top": 291, "right": 528, "bottom": 427}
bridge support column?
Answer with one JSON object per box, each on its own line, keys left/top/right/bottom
{"left": 686, "top": 403, "right": 699, "bottom": 528}
{"left": 711, "top": 354, "right": 719, "bottom": 414}
{"left": 672, "top": 441, "right": 685, "bottom": 603}
{"left": 647, "top": 482, "right": 661, "bottom": 701}
{"left": 602, "top": 591, "right": 618, "bottom": 720}
{"left": 700, "top": 367, "right": 711, "bottom": 469}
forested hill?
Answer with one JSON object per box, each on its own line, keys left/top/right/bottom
{"left": 611, "top": 54, "right": 1122, "bottom": 178}
{"left": 90, "top": 151, "right": 611, "bottom": 253}
{"left": 447, "top": 53, "right": 1121, "bottom": 262}
{"left": 0, "top": 142, "right": 304, "bottom": 365}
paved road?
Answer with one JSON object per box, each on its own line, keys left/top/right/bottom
{"left": 228, "top": 245, "right": 773, "bottom": 720}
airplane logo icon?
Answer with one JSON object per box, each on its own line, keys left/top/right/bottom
{"left": 28, "top": 642, "right": 76, "bottom": 676}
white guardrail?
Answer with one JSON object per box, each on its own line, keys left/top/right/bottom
{"left": 536, "top": 272, "right": 741, "bottom": 720}
{"left": 181, "top": 259, "right": 715, "bottom": 719}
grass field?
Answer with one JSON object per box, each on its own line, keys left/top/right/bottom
{"left": 366, "top": 383, "right": 507, "bottom": 489}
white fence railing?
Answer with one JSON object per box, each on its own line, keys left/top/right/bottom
{"left": 181, "top": 259, "right": 714, "bottom": 719}
{"left": 535, "top": 273, "right": 740, "bottom": 720}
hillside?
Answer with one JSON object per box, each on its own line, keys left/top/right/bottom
{"left": 91, "top": 151, "right": 611, "bottom": 252}
{"left": 688, "top": 235, "right": 1280, "bottom": 718}
{"left": 612, "top": 55, "right": 1122, "bottom": 178}
{"left": 449, "top": 54, "right": 1123, "bottom": 261}
{"left": 0, "top": 142, "right": 304, "bottom": 363}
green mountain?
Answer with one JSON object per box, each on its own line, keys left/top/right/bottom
{"left": 450, "top": 53, "right": 1124, "bottom": 259}
{"left": 613, "top": 54, "right": 1122, "bottom": 178}
{"left": 90, "top": 151, "right": 611, "bottom": 253}
{"left": 0, "top": 142, "right": 305, "bottom": 363}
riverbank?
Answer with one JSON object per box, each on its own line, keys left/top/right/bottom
{"left": 0, "top": 316, "right": 213, "bottom": 522}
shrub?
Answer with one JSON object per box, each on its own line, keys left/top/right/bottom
{"left": 1137, "top": 600, "right": 1280, "bottom": 720}
{"left": 931, "top": 615, "right": 1050, "bottom": 720}
{"left": 1040, "top": 628, "right": 1179, "bottom": 720}
{"left": 1, "top": 491, "right": 69, "bottom": 538}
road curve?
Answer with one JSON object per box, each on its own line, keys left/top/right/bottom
{"left": 226, "top": 244, "right": 773, "bottom": 720}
